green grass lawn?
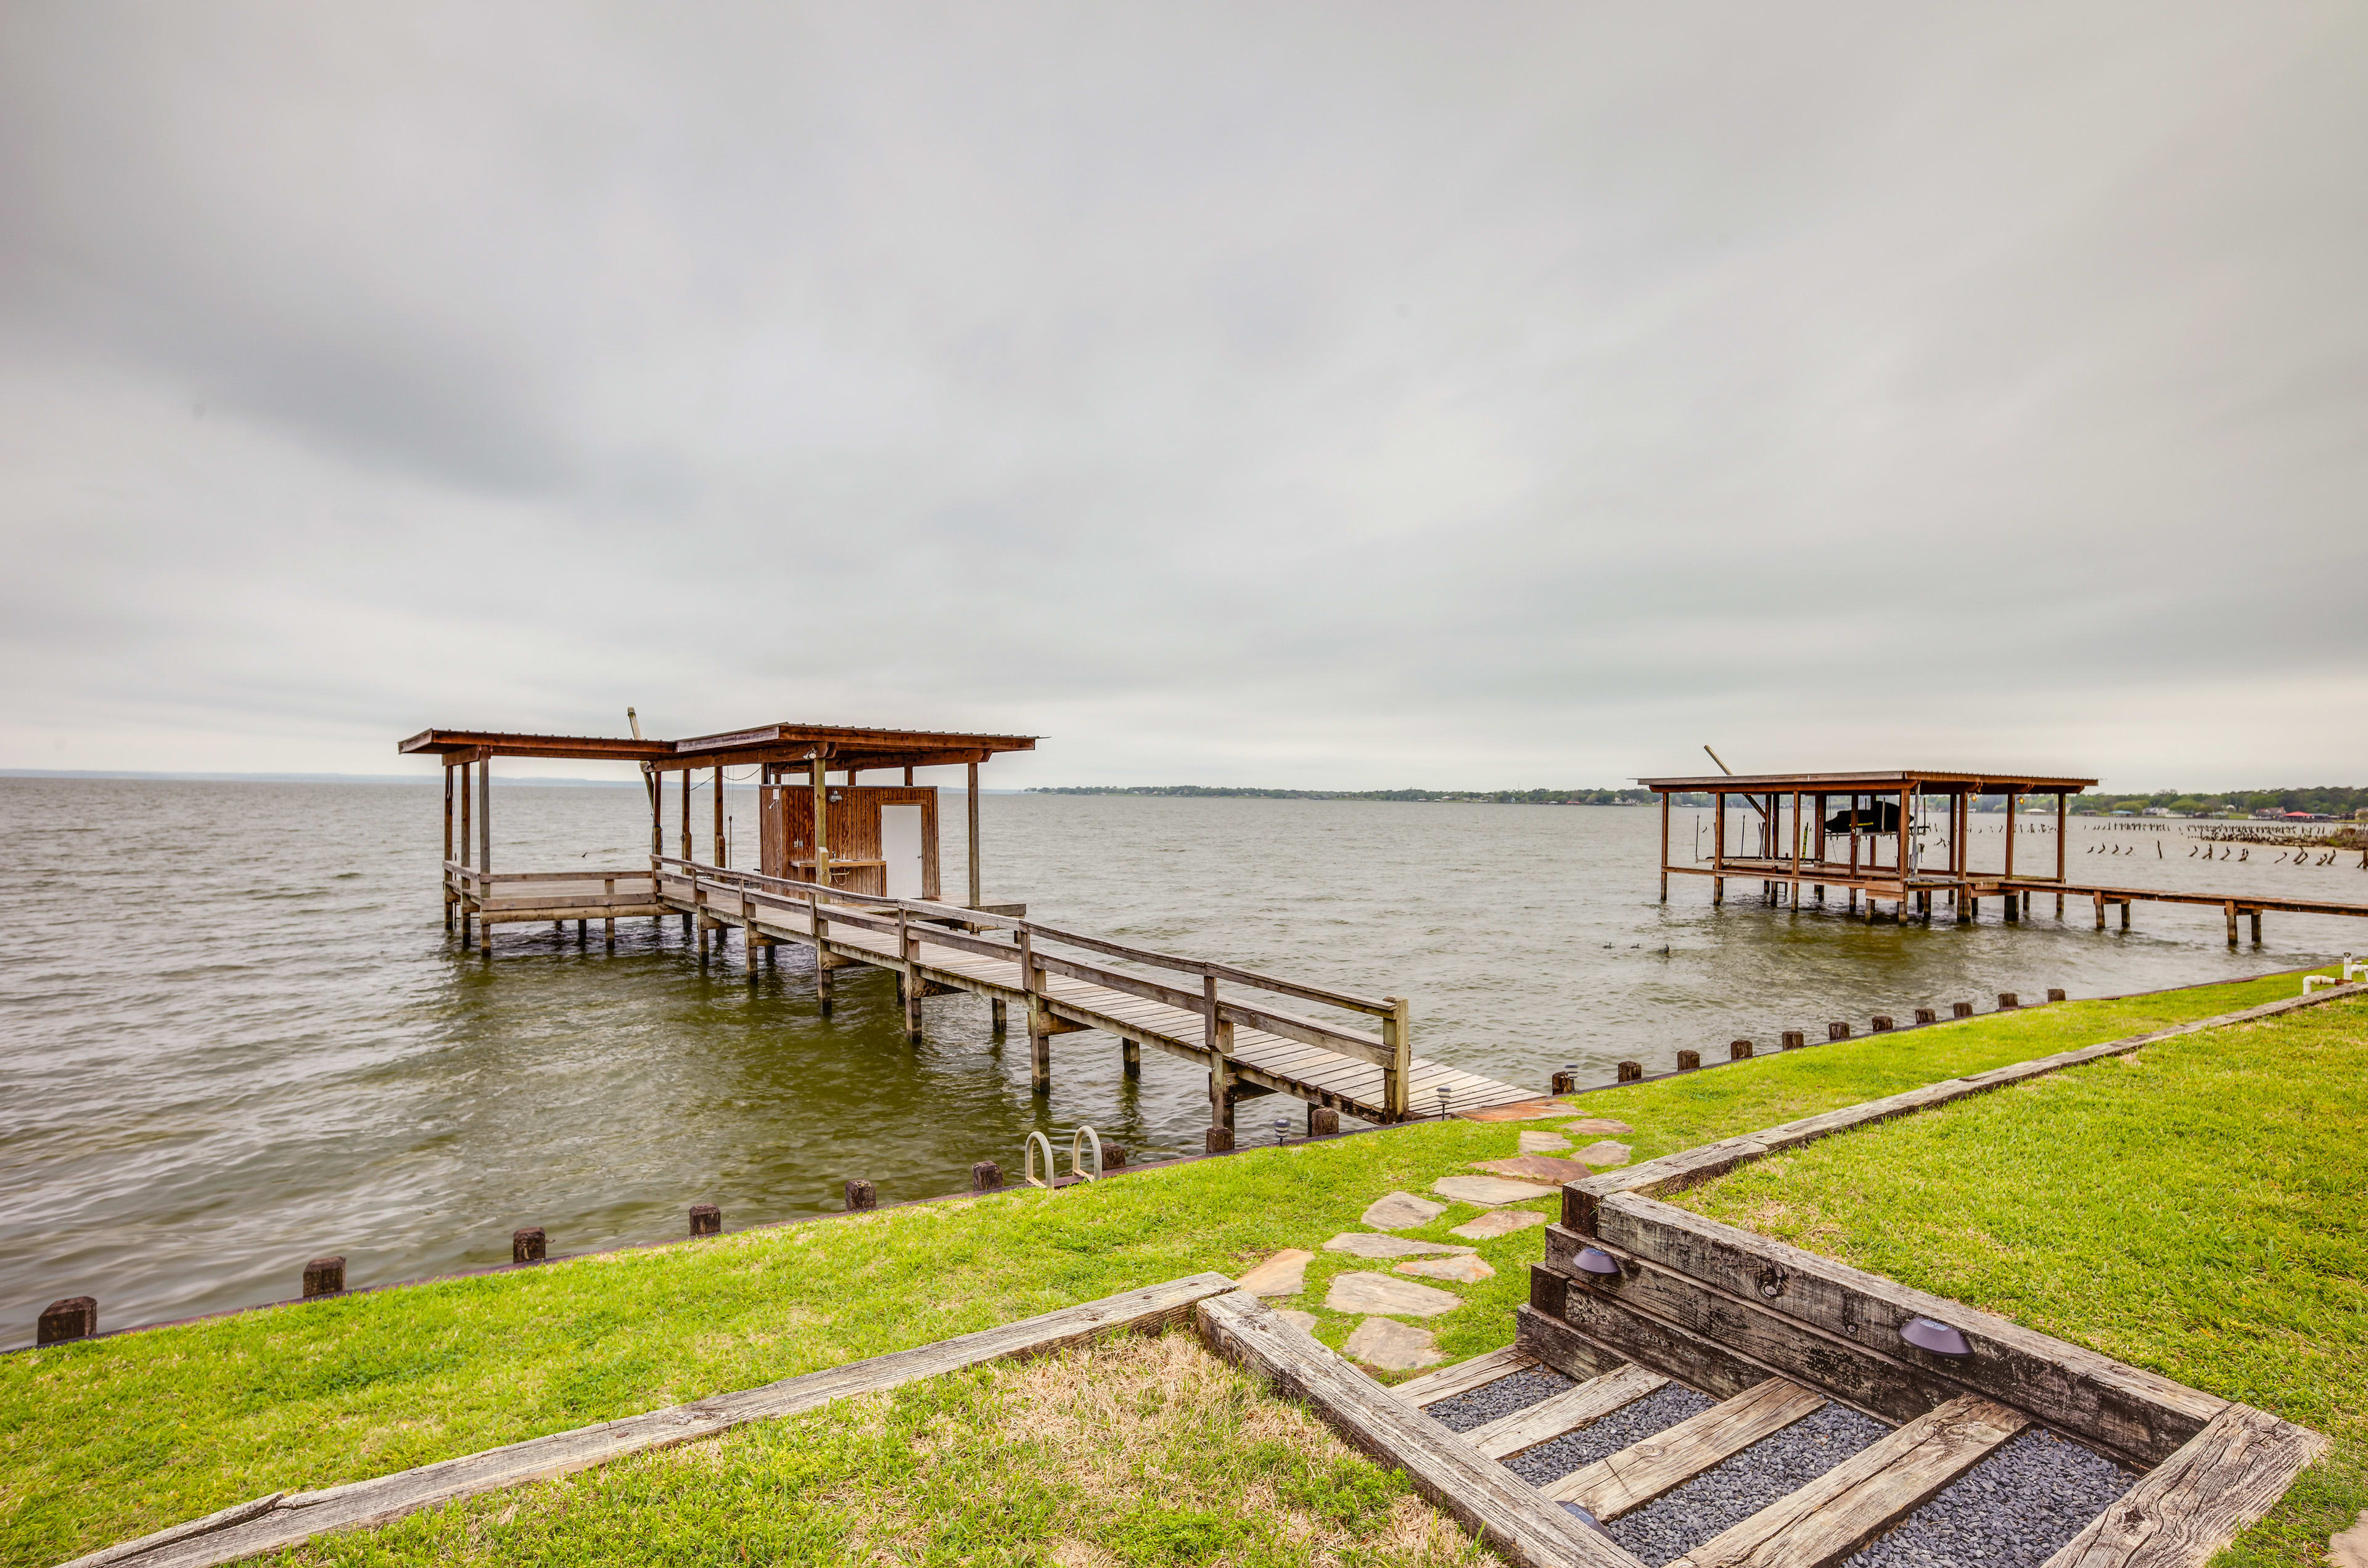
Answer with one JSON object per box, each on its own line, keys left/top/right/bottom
{"left": 1678, "top": 993, "right": 2367, "bottom": 1568}
{"left": 0, "top": 966, "right": 2341, "bottom": 1567}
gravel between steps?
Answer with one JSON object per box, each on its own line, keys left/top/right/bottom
{"left": 1423, "top": 1367, "right": 1575, "bottom": 1433}
{"left": 1507, "top": 1382, "right": 1717, "bottom": 1485}
{"left": 1608, "top": 1403, "right": 1891, "bottom": 1566}
{"left": 1844, "top": 1428, "right": 2137, "bottom": 1568}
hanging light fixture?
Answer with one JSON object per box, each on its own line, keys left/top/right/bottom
{"left": 1901, "top": 1316, "right": 1971, "bottom": 1357}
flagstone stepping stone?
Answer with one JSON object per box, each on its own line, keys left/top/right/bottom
{"left": 1468, "top": 1155, "right": 1593, "bottom": 1184}
{"left": 1518, "top": 1130, "right": 1572, "bottom": 1154}
{"left": 1361, "top": 1190, "right": 1448, "bottom": 1229}
{"left": 1432, "top": 1174, "right": 1558, "bottom": 1206}
{"left": 1325, "top": 1270, "right": 1463, "bottom": 1318}
{"left": 1324, "top": 1233, "right": 1477, "bottom": 1258}
{"left": 1564, "top": 1117, "right": 1634, "bottom": 1136}
{"left": 1344, "top": 1316, "right": 1444, "bottom": 1371}
{"left": 1235, "top": 1248, "right": 1312, "bottom": 1296}
{"left": 1574, "top": 1140, "right": 1633, "bottom": 1169}
{"left": 1395, "top": 1254, "right": 1496, "bottom": 1284}
{"left": 1273, "top": 1308, "right": 1320, "bottom": 1335}
{"left": 1450, "top": 1209, "right": 1548, "bottom": 1240}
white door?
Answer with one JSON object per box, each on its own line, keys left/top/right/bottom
{"left": 881, "top": 805, "right": 924, "bottom": 898}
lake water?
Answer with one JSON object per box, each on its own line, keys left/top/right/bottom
{"left": 3, "top": 777, "right": 2360, "bottom": 1348}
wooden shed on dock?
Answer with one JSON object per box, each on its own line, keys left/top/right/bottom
{"left": 398, "top": 720, "right": 1038, "bottom": 938}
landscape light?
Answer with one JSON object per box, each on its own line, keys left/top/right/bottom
{"left": 1900, "top": 1316, "right": 1972, "bottom": 1357}
{"left": 1273, "top": 1115, "right": 1291, "bottom": 1145}
{"left": 1574, "top": 1246, "right": 1622, "bottom": 1279}
{"left": 1436, "top": 1086, "right": 1452, "bottom": 1119}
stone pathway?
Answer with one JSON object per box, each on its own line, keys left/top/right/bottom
{"left": 1323, "top": 1233, "right": 1476, "bottom": 1258}
{"left": 1467, "top": 1154, "right": 1593, "bottom": 1184}
{"left": 1235, "top": 1248, "right": 1312, "bottom": 1297}
{"left": 1396, "top": 1254, "right": 1495, "bottom": 1284}
{"left": 1565, "top": 1117, "right": 1632, "bottom": 1136}
{"left": 1344, "top": 1316, "right": 1444, "bottom": 1370}
{"left": 1273, "top": 1308, "right": 1320, "bottom": 1335}
{"left": 1361, "top": 1191, "right": 1449, "bottom": 1229}
{"left": 1432, "top": 1174, "right": 1558, "bottom": 1205}
{"left": 1449, "top": 1209, "right": 1545, "bottom": 1240}
{"left": 1325, "top": 1271, "right": 1462, "bottom": 1318}
{"left": 1574, "top": 1139, "right": 1632, "bottom": 1168}
{"left": 1519, "top": 1130, "right": 1572, "bottom": 1154}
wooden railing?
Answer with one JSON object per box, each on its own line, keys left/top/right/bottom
{"left": 653, "top": 856, "right": 1413, "bottom": 1112}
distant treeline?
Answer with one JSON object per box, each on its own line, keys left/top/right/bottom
{"left": 2062, "top": 786, "right": 2368, "bottom": 818}
{"left": 1027, "top": 785, "right": 1674, "bottom": 805}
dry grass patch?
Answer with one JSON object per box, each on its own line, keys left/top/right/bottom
{"left": 279, "top": 1329, "right": 1489, "bottom": 1567}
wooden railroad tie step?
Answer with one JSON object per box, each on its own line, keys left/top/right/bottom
{"left": 1468, "top": 1365, "right": 1669, "bottom": 1461}
{"left": 1543, "top": 1377, "right": 1830, "bottom": 1518}
{"left": 1394, "top": 1347, "right": 1541, "bottom": 1410}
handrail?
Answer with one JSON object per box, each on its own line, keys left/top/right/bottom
{"left": 445, "top": 863, "right": 651, "bottom": 885}
{"left": 653, "top": 856, "right": 1397, "bottom": 1062}
{"left": 651, "top": 856, "right": 1394, "bottom": 1017}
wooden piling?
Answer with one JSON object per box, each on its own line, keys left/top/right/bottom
{"left": 1997, "top": 992, "right": 2018, "bottom": 1010}
{"left": 844, "top": 1180, "right": 877, "bottom": 1212}
{"left": 689, "top": 1204, "right": 722, "bottom": 1237}
{"left": 1617, "top": 1061, "right": 1643, "bottom": 1082}
{"left": 512, "top": 1227, "right": 546, "bottom": 1265}
{"left": 1122, "top": 1038, "right": 1140, "bottom": 1078}
{"left": 1308, "top": 1106, "right": 1341, "bottom": 1136}
{"left": 302, "top": 1256, "right": 346, "bottom": 1298}
{"left": 1952, "top": 1001, "right": 1973, "bottom": 1018}
{"left": 2250, "top": 909, "right": 2262, "bottom": 943}
{"left": 36, "top": 1297, "right": 96, "bottom": 1345}
{"left": 1729, "top": 1040, "right": 1753, "bottom": 1061}
{"left": 990, "top": 997, "right": 1006, "bottom": 1035}
{"left": 1914, "top": 1008, "right": 1936, "bottom": 1025}
{"left": 1780, "top": 1030, "right": 1803, "bottom": 1049}
{"left": 1676, "top": 1049, "right": 1700, "bottom": 1070}
{"left": 1206, "top": 1126, "right": 1235, "bottom": 1154}
{"left": 967, "top": 761, "right": 983, "bottom": 909}
{"left": 972, "top": 1161, "right": 1001, "bottom": 1192}
{"left": 1827, "top": 1022, "right": 1850, "bottom": 1041}
{"left": 2047, "top": 988, "right": 2066, "bottom": 1003}
{"left": 1870, "top": 1016, "right": 1893, "bottom": 1032}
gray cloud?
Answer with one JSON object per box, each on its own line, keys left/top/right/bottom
{"left": 1, "top": 1, "right": 2362, "bottom": 789}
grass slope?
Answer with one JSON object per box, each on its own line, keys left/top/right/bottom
{"left": 1680, "top": 994, "right": 2367, "bottom": 1568}
{"left": 0, "top": 967, "right": 2340, "bottom": 1566}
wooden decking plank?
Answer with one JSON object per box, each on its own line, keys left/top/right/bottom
{"left": 2039, "top": 1404, "right": 2328, "bottom": 1568}
{"left": 1544, "top": 1377, "right": 1828, "bottom": 1515}
{"left": 1469, "top": 1364, "right": 1670, "bottom": 1460}
{"left": 1670, "top": 1395, "right": 2028, "bottom": 1568}
{"left": 1196, "top": 1291, "right": 1650, "bottom": 1568}
{"left": 1393, "top": 1347, "right": 1541, "bottom": 1409}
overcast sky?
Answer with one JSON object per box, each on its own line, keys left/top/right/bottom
{"left": 2, "top": 4, "right": 2362, "bottom": 791}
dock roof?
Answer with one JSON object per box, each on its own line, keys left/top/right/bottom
{"left": 1636, "top": 768, "right": 2097, "bottom": 794}
{"left": 401, "top": 723, "right": 1037, "bottom": 771}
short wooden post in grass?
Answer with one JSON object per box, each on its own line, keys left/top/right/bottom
{"left": 1871, "top": 1015, "right": 1893, "bottom": 1032}
{"left": 2047, "top": 988, "right": 2066, "bottom": 1003}
{"left": 512, "top": 1227, "right": 546, "bottom": 1264}
{"left": 1103, "top": 1144, "right": 1127, "bottom": 1168}
{"left": 1914, "top": 1008, "right": 1937, "bottom": 1025}
{"left": 1780, "top": 1030, "right": 1804, "bottom": 1049}
{"left": 1952, "top": 1001, "right": 1973, "bottom": 1018}
{"left": 1617, "top": 1061, "right": 1642, "bottom": 1082}
{"left": 1828, "top": 1021, "right": 1851, "bottom": 1041}
{"left": 1550, "top": 1067, "right": 1579, "bottom": 1094}
{"left": 1997, "top": 991, "right": 2019, "bottom": 1009}
{"left": 1677, "top": 1049, "right": 1700, "bottom": 1070}
{"left": 844, "top": 1179, "right": 878, "bottom": 1212}
{"left": 302, "top": 1256, "right": 346, "bottom": 1297}
{"left": 1730, "top": 1040, "right": 1754, "bottom": 1061}
{"left": 1206, "top": 1127, "right": 1235, "bottom": 1153}
{"left": 972, "top": 1161, "right": 1001, "bottom": 1192}
{"left": 689, "top": 1204, "right": 722, "bottom": 1238}
{"left": 1308, "top": 1106, "right": 1341, "bottom": 1136}
{"left": 37, "top": 1296, "right": 96, "bottom": 1345}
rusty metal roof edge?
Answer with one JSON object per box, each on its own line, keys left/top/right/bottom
{"left": 1636, "top": 770, "right": 2099, "bottom": 790}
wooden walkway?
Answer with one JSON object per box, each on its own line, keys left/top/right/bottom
{"left": 648, "top": 858, "right": 1534, "bottom": 1125}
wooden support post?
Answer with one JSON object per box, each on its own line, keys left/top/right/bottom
{"left": 2226, "top": 901, "right": 2239, "bottom": 947}
{"left": 678, "top": 767, "right": 691, "bottom": 863}
{"left": 971, "top": 1160, "right": 1001, "bottom": 1192}
{"left": 1789, "top": 788, "right": 1802, "bottom": 908}
{"left": 811, "top": 890, "right": 834, "bottom": 1016}
{"left": 1712, "top": 877, "right": 1724, "bottom": 905}
{"left": 1122, "top": 1038, "right": 1140, "bottom": 1078}
{"left": 302, "top": 1255, "right": 346, "bottom": 1298}
{"left": 689, "top": 1204, "right": 722, "bottom": 1237}
{"left": 1021, "top": 930, "right": 1050, "bottom": 1095}
{"left": 2003, "top": 790, "right": 2018, "bottom": 880}
{"left": 2249, "top": 908, "right": 2261, "bottom": 943}
{"left": 475, "top": 758, "right": 490, "bottom": 951}
{"left": 990, "top": 997, "right": 1007, "bottom": 1035}
{"left": 967, "top": 761, "right": 982, "bottom": 908}
{"left": 810, "top": 755, "right": 831, "bottom": 890}
{"left": 512, "top": 1226, "right": 545, "bottom": 1264}
{"left": 440, "top": 765, "right": 454, "bottom": 929}
{"left": 2055, "top": 790, "right": 2066, "bottom": 884}
{"left": 2095, "top": 890, "right": 2107, "bottom": 930}
{"left": 1381, "top": 995, "right": 1412, "bottom": 1120}
{"left": 844, "top": 1179, "right": 877, "bottom": 1212}
{"left": 36, "top": 1297, "right": 96, "bottom": 1345}
{"left": 1659, "top": 791, "right": 1670, "bottom": 901}
{"left": 1714, "top": 791, "right": 1726, "bottom": 876}
{"left": 899, "top": 908, "right": 921, "bottom": 1041}
{"left": 713, "top": 765, "right": 725, "bottom": 866}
